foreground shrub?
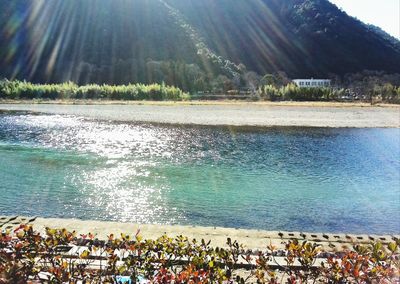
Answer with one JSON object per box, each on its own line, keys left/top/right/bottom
{"left": 0, "top": 80, "right": 189, "bottom": 101}
{"left": 0, "top": 225, "right": 399, "bottom": 283}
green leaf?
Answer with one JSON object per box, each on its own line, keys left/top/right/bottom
{"left": 118, "top": 265, "right": 127, "bottom": 274}
{"left": 388, "top": 242, "right": 397, "bottom": 252}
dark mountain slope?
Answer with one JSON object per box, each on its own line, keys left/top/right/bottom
{"left": 0, "top": 0, "right": 399, "bottom": 90}
{"left": 0, "top": 0, "right": 212, "bottom": 88}
{"left": 168, "top": 0, "right": 400, "bottom": 77}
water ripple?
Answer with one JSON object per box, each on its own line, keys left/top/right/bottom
{"left": 0, "top": 112, "right": 399, "bottom": 234}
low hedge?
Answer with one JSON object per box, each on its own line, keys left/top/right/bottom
{"left": 0, "top": 80, "right": 189, "bottom": 101}
{"left": 257, "top": 84, "right": 400, "bottom": 103}
{"left": 0, "top": 224, "right": 399, "bottom": 283}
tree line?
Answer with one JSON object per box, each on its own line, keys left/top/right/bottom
{"left": 1, "top": 70, "right": 399, "bottom": 103}
{"left": 238, "top": 71, "right": 400, "bottom": 104}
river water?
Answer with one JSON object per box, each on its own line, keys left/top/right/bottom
{"left": 0, "top": 111, "right": 399, "bottom": 234}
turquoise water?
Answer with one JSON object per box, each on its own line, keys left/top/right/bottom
{"left": 0, "top": 111, "right": 399, "bottom": 234}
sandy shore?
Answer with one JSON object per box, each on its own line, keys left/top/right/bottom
{"left": 0, "top": 102, "right": 399, "bottom": 128}
{"left": 1, "top": 216, "right": 398, "bottom": 252}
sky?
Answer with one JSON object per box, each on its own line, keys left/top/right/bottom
{"left": 329, "top": 0, "right": 400, "bottom": 39}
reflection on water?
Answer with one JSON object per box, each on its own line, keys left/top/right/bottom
{"left": 0, "top": 112, "right": 399, "bottom": 234}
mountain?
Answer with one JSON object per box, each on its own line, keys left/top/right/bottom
{"left": 0, "top": 0, "right": 399, "bottom": 91}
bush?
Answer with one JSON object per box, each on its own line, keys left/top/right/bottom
{"left": 0, "top": 80, "right": 189, "bottom": 101}
{"left": 257, "top": 84, "right": 332, "bottom": 102}
{"left": 256, "top": 82, "right": 400, "bottom": 103}
{"left": 0, "top": 225, "right": 399, "bottom": 283}
{"left": 258, "top": 85, "right": 282, "bottom": 101}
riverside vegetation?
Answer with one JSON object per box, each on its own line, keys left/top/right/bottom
{"left": 0, "top": 224, "right": 399, "bottom": 283}
{"left": 1, "top": 79, "right": 400, "bottom": 103}
{"left": 256, "top": 83, "right": 400, "bottom": 103}
{"left": 0, "top": 80, "right": 189, "bottom": 101}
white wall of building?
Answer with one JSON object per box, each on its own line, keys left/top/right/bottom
{"left": 293, "top": 79, "right": 331, "bottom": 88}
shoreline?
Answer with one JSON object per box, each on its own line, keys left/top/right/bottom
{"left": 1, "top": 216, "right": 399, "bottom": 252}
{"left": 1, "top": 99, "right": 400, "bottom": 108}
{"left": 1, "top": 102, "right": 399, "bottom": 128}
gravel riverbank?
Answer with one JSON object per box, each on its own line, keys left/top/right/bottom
{"left": 1, "top": 103, "right": 399, "bottom": 128}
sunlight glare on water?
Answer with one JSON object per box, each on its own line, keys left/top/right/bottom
{"left": 0, "top": 112, "right": 399, "bottom": 234}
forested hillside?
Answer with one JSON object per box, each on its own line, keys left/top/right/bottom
{"left": 0, "top": 0, "right": 399, "bottom": 91}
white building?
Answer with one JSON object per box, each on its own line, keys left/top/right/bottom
{"left": 293, "top": 78, "right": 331, "bottom": 88}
